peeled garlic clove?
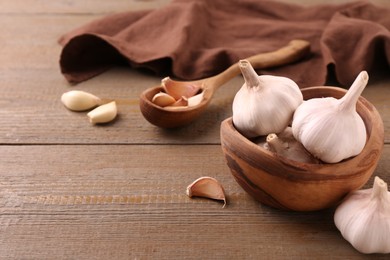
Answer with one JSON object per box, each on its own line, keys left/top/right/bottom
{"left": 152, "top": 92, "right": 176, "bottom": 107}
{"left": 186, "top": 177, "right": 226, "bottom": 207}
{"left": 232, "top": 60, "right": 303, "bottom": 138}
{"left": 334, "top": 176, "right": 390, "bottom": 254}
{"left": 162, "top": 77, "right": 200, "bottom": 100}
{"left": 61, "top": 90, "right": 102, "bottom": 111}
{"left": 292, "top": 71, "right": 368, "bottom": 163}
{"left": 87, "top": 101, "right": 117, "bottom": 124}
{"left": 266, "top": 128, "right": 319, "bottom": 164}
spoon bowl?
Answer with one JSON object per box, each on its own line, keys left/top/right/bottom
{"left": 140, "top": 40, "right": 311, "bottom": 128}
{"left": 140, "top": 85, "right": 211, "bottom": 128}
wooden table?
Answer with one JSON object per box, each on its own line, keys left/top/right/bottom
{"left": 1, "top": 0, "right": 389, "bottom": 258}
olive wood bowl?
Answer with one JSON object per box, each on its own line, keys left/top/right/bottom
{"left": 220, "top": 86, "right": 384, "bottom": 211}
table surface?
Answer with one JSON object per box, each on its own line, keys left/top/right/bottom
{"left": 1, "top": 0, "right": 389, "bottom": 259}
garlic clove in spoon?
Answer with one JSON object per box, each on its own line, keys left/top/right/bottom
{"left": 152, "top": 92, "right": 176, "bottom": 107}
{"left": 232, "top": 60, "right": 303, "bottom": 138}
{"left": 292, "top": 71, "right": 368, "bottom": 163}
{"left": 61, "top": 90, "right": 102, "bottom": 111}
{"left": 186, "top": 176, "right": 226, "bottom": 208}
{"left": 187, "top": 91, "right": 204, "bottom": 107}
{"left": 162, "top": 77, "right": 200, "bottom": 100}
{"left": 87, "top": 101, "right": 117, "bottom": 124}
{"left": 171, "top": 96, "right": 188, "bottom": 107}
{"left": 334, "top": 176, "right": 390, "bottom": 254}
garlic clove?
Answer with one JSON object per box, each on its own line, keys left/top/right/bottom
{"left": 171, "top": 96, "right": 188, "bottom": 107}
{"left": 232, "top": 60, "right": 303, "bottom": 138}
{"left": 61, "top": 90, "right": 102, "bottom": 111}
{"left": 87, "top": 101, "right": 117, "bottom": 124}
{"left": 334, "top": 176, "right": 390, "bottom": 254}
{"left": 152, "top": 92, "right": 176, "bottom": 107}
{"left": 187, "top": 91, "right": 204, "bottom": 107}
{"left": 186, "top": 177, "right": 227, "bottom": 208}
{"left": 162, "top": 77, "right": 200, "bottom": 100}
{"left": 292, "top": 71, "right": 368, "bottom": 163}
{"left": 164, "top": 92, "right": 204, "bottom": 108}
{"left": 265, "top": 128, "right": 320, "bottom": 164}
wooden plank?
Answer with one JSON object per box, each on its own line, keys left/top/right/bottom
{"left": 0, "top": 0, "right": 170, "bottom": 14}
{"left": 1, "top": 0, "right": 389, "bottom": 259}
{"left": 0, "top": 144, "right": 389, "bottom": 259}
{"left": 0, "top": 68, "right": 239, "bottom": 144}
{"left": 0, "top": 13, "right": 237, "bottom": 144}
{"left": 1, "top": 0, "right": 389, "bottom": 14}
{"left": 0, "top": 15, "right": 105, "bottom": 70}
{"left": 1, "top": 67, "right": 389, "bottom": 144}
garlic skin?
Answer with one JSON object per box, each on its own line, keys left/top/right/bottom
{"left": 87, "top": 101, "right": 117, "bottom": 124}
{"left": 292, "top": 71, "right": 368, "bottom": 163}
{"left": 61, "top": 90, "right": 102, "bottom": 111}
{"left": 162, "top": 77, "right": 200, "bottom": 100}
{"left": 187, "top": 92, "right": 204, "bottom": 107}
{"left": 152, "top": 77, "right": 202, "bottom": 108}
{"left": 334, "top": 176, "right": 390, "bottom": 254}
{"left": 232, "top": 60, "right": 303, "bottom": 138}
{"left": 186, "top": 176, "right": 226, "bottom": 208}
{"left": 152, "top": 92, "right": 176, "bottom": 107}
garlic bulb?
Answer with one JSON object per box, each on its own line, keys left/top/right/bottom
{"left": 61, "top": 90, "right": 102, "bottom": 111}
{"left": 334, "top": 176, "right": 390, "bottom": 254}
{"left": 292, "top": 71, "right": 368, "bottom": 163}
{"left": 232, "top": 60, "right": 303, "bottom": 138}
{"left": 87, "top": 101, "right": 117, "bottom": 124}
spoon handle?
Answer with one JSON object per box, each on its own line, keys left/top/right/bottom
{"left": 206, "top": 39, "right": 311, "bottom": 91}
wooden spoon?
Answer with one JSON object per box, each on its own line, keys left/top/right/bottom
{"left": 139, "top": 39, "right": 310, "bottom": 128}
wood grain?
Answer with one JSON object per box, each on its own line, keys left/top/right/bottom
{"left": 0, "top": 145, "right": 389, "bottom": 259}
{"left": 0, "top": 0, "right": 171, "bottom": 14}
{"left": 0, "top": 0, "right": 389, "bottom": 258}
{"left": 1, "top": 0, "right": 389, "bottom": 14}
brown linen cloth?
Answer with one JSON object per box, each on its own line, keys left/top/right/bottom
{"left": 58, "top": 0, "right": 390, "bottom": 87}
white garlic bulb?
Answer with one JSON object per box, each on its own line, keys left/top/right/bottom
{"left": 232, "top": 60, "right": 303, "bottom": 138}
{"left": 292, "top": 71, "right": 368, "bottom": 163}
{"left": 334, "top": 176, "right": 390, "bottom": 254}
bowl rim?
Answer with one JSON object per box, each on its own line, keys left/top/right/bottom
{"left": 220, "top": 86, "right": 385, "bottom": 178}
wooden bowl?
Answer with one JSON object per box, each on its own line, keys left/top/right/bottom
{"left": 220, "top": 86, "right": 384, "bottom": 211}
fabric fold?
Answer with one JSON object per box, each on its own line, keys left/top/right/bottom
{"left": 59, "top": 0, "right": 390, "bottom": 87}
